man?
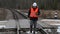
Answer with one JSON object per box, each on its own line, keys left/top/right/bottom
{"left": 28, "top": 2, "right": 40, "bottom": 34}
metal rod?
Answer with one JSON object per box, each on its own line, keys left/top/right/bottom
{"left": 16, "top": 21, "right": 20, "bottom": 34}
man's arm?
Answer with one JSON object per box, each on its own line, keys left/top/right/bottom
{"left": 38, "top": 9, "right": 40, "bottom": 15}
{"left": 28, "top": 9, "right": 31, "bottom": 17}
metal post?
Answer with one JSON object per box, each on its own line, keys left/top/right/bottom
{"left": 16, "top": 21, "right": 20, "bottom": 34}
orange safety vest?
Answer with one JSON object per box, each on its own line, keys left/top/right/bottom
{"left": 30, "top": 7, "right": 38, "bottom": 17}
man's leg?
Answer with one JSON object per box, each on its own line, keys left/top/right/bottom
{"left": 30, "top": 20, "right": 33, "bottom": 33}
{"left": 33, "top": 20, "right": 37, "bottom": 34}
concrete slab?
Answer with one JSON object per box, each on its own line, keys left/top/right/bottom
{"left": 0, "top": 19, "right": 60, "bottom": 29}
{"left": 19, "top": 19, "right": 30, "bottom": 28}
{"left": 5, "top": 19, "right": 16, "bottom": 28}
{"left": 19, "top": 19, "right": 60, "bottom": 29}
{"left": 0, "top": 20, "right": 16, "bottom": 29}
{"left": 0, "top": 21, "right": 8, "bottom": 25}
{"left": 19, "top": 19, "right": 49, "bottom": 28}
{"left": 40, "top": 19, "right": 60, "bottom": 26}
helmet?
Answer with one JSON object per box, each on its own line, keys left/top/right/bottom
{"left": 32, "top": 2, "right": 37, "bottom": 7}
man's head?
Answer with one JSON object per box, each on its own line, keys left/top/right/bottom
{"left": 32, "top": 2, "right": 37, "bottom": 8}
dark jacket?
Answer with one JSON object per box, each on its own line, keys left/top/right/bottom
{"left": 28, "top": 7, "right": 40, "bottom": 21}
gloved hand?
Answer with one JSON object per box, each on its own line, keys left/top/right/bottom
{"left": 38, "top": 14, "right": 42, "bottom": 17}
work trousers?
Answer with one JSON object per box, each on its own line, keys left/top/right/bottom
{"left": 30, "top": 20, "right": 37, "bottom": 34}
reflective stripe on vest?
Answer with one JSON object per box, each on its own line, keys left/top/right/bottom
{"left": 30, "top": 7, "right": 38, "bottom": 17}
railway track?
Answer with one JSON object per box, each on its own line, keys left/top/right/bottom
{"left": 8, "top": 9, "right": 28, "bottom": 34}
{"left": 8, "top": 9, "right": 48, "bottom": 34}
{"left": 14, "top": 9, "right": 27, "bottom": 19}
{"left": 9, "top": 9, "right": 27, "bottom": 19}
{"left": 9, "top": 9, "right": 20, "bottom": 34}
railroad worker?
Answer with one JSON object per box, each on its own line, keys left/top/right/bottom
{"left": 28, "top": 2, "right": 40, "bottom": 34}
